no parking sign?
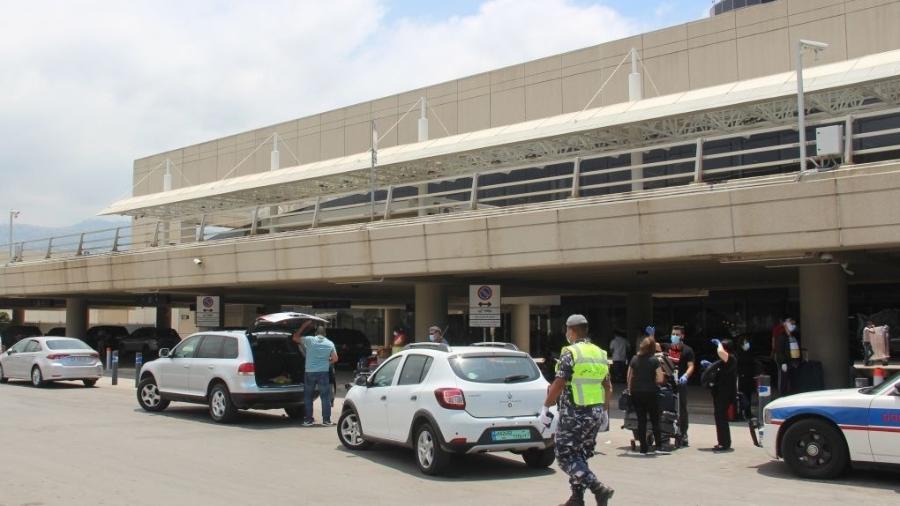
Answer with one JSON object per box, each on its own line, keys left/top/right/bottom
{"left": 469, "top": 284, "right": 501, "bottom": 328}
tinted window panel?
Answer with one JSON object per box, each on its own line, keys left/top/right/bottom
{"left": 46, "top": 339, "right": 91, "bottom": 350}
{"left": 196, "top": 336, "right": 224, "bottom": 359}
{"left": 222, "top": 337, "right": 239, "bottom": 359}
{"left": 449, "top": 355, "right": 540, "bottom": 383}
{"left": 398, "top": 355, "right": 433, "bottom": 386}
{"left": 173, "top": 335, "right": 202, "bottom": 359}
{"left": 371, "top": 356, "right": 402, "bottom": 387}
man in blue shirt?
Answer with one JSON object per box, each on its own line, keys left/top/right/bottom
{"left": 292, "top": 326, "right": 338, "bottom": 427}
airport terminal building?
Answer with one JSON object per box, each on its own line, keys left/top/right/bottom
{"left": 3, "top": 0, "right": 900, "bottom": 387}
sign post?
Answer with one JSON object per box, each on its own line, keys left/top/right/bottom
{"left": 469, "top": 285, "right": 501, "bottom": 340}
{"left": 196, "top": 296, "right": 222, "bottom": 329}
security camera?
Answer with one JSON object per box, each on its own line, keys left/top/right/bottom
{"left": 192, "top": 258, "right": 203, "bottom": 265}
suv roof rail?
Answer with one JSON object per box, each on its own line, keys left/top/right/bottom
{"left": 470, "top": 341, "right": 518, "bottom": 351}
{"left": 403, "top": 342, "right": 451, "bottom": 352}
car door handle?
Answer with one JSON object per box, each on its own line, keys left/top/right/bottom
{"left": 380, "top": 395, "right": 387, "bottom": 401}
{"left": 410, "top": 395, "right": 417, "bottom": 401}
{"left": 207, "top": 365, "right": 214, "bottom": 370}
{"left": 183, "top": 365, "right": 189, "bottom": 369}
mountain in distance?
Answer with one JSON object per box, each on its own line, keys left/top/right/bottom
{"left": 0, "top": 217, "right": 131, "bottom": 246}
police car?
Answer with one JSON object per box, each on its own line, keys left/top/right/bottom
{"left": 762, "top": 372, "right": 900, "bottom": 479}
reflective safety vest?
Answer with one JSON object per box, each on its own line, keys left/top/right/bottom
{"left": 562, "top": 341, "right": 609, "bottom": 406}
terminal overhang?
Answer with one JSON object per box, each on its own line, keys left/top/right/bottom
{"left": 101, "top": 50, "right": 900, "bottom": 219}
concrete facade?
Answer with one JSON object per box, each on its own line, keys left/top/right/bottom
{"left": 131, "top": 0, "right": 900, "bottom": 198}
{"left": 4, "top": 163, "right": 900, "bottom": 297}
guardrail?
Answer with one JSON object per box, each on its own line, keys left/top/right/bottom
{"left": 3, "top": 107, "right": 900, "bottom": 265}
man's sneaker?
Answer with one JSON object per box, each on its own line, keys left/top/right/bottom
{"left": 681, "top": 439, "right": 690, "bottom": 448}
{"left": 590, "top": 484, "right": 615, "bottom": 506}
{"left": 654, "top": 447, "right": 671, "bottom": 455}
{"left": 302, "top": 420, "right": 315, "bottom": 427}
{"left": 321, "top": 420, "right": 335, "bottom": 427}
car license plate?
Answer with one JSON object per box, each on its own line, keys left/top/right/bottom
{"left": 66, "top": 356, "right": 92, "bottom": 364}
{"left": 491, "top": 429, "right": 530, "bottom": 442}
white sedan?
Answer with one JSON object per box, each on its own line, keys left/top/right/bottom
{"left": 0, "top": 337, "right": 103, "bottom": 387}
{"left": 762, "top": 372, "right": 900, "bottom": 479}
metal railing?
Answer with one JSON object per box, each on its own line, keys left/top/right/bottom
{"left": 3, "top": 107, "right": 900, "bottom": 265}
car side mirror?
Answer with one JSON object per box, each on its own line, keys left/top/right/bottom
{"left": 7, "top": 350, "right": 16, "bottom": 355}
{"left": 354, "top": 375, "right": 369, "bottom": 387}
{"left": 894, "top": 383, "right": 900, "bottom": 396}
{"left": 158, "top": 348, "right": 171, "bottom": 358}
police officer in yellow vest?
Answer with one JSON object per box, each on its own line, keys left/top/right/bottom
{"left": 540, "top": 314, "right": 614, "bottom": 506}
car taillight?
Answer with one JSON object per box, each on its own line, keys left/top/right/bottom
{"left": 237, "top": 363, "right": 255, "bottom": 375}
{"left": 46, "top": 354, "right": 70, "bottom": 360}
{"left": 434, "top": 388, "right": 466, "bottom": 410}
{"left": 90, "top": 353, "right": 99, "bottom": 359}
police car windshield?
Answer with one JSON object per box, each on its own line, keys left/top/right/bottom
{"left": 863, "top": 372, "right": 900, "bottom": 395}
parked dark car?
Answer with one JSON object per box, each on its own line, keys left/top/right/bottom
{"left": 86, "top": 325, "right": 130, "bottom": 355}
{"left": 46, "top": 327, "right": 67, "bottom": 337}
{"left": 327, "top": 328, "right": 372, "bottom": 369}
{"left": 0, "top": 325, "right": 42, "bottom": 351}
{"left": 119, "top": 327, "right": 181, "bottom": 357}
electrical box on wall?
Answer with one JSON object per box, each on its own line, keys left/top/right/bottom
{"left": 816, "top": 125, "right": 844, "bottom": 157}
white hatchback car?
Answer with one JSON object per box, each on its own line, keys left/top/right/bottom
{"left": 0, "top": 337, "right": 103, "bottom": 387}
{"left": 337, "top": 343, "right": 555, "bottom": 475}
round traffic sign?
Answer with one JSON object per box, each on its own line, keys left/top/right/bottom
{"left": 477, "top": 286, "right": 493, "bottom": 301}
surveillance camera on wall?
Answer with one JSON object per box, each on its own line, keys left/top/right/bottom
{"left": 192, "top": 258, "right": 203, "bottom": 265}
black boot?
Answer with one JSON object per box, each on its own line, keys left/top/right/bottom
{"left": 590, "top": 484, "right": 615, "bottom": 506}
{"left": 559, "top": 491, "right": 585, "bottom": 506}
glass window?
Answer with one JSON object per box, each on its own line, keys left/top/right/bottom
{"left": 222, "top": 337, "right": 239, "bottom": 359}
{"left": 196, "top": 335, "right": 224, "bottom": 359}
{"left": 370, "top": 356, "right": 402, "bottom": 387}
{"left": 9, "top": 340, "right": 30, "bottom": 353}
{"left": 173, "top": 335, "right": 203, "bottom": 359}
{"left": 449, "top": 354, "right": 540, "bottom": 384}
{"left": 397, "top": 355, "right": 433, "bottom": 386}
{"left": 46, "top": 339, "right": 91, "bottom": 350}
{"left": 25, "top": 340, "right": 42, "bottom": 353}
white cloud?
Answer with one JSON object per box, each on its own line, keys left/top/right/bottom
{"left": 0, "top": 0, "right": 641, "bottom": 226}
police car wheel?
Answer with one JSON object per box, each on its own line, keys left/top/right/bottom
{"left": 781, "top": 419, "right": 849, "bottom": 479}
{"left": 522, "top": 447, "right": 556, "bottom": 468}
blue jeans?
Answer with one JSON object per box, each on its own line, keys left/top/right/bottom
{"left": 304, "top": 371, "right": 332, "bottom": 423}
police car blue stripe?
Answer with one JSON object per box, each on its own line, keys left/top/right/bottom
{"left": 771, "top": 406, "right": 900, "bottom": 431}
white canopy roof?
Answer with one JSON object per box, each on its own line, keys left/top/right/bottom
{"left": 102, "top": 49, "right": 900, "bottom": 219}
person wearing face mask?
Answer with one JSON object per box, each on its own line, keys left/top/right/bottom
{"left": 541, "top": 314, "right": 614, "bottom": 506}
{"left": 666, "top": 325, "right": 695, "bottom": 446}
{"left": 771, "top": 317, "right": 800, "bottom": 396}
{"left": 427, "top": 325, "right": 445, "bottom": 345}
{"left": 735, "top": 336, "right": 755, "bottom": 420}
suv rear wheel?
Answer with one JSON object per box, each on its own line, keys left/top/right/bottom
{"left": 137, "top": 377, "right": 170, "bottom": 412}
{"left": 337, "top": 409, "right": 373, "bottom": 450}
{"left": 522, "top": 447, "right": 556, "bottom": 468}
{"left": 414, "top": 422, "right": 450, "bottom": 475}
{"left": 208, "top": 383, "right": 238, "bottom": 423}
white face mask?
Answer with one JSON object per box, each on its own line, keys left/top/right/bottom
{"left": 742, "top": 342, "right": 750, "bottom": 351}
{"left": 786, "top": 323, "right": 797, "bottom": 333}
{"left": 428, "top": 334, "right": 436, "bottom": 342}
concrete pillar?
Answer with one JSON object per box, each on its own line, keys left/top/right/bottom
{"left": 511, "top": 304, "right": 531, "bottom": 354}
{"left": 799, "top": 264, "right": 849, "bottom": 389}
{"left": 414, "top": 283, "right": 447, "bottom": 342}
{"left": 384, "top": 308, "right": 402, "bottom": 348}
{"left": 155, "top": 305, "right": 172, "bottom": 330}
{"left": 626, "top": 292, "right": 653, "bottom": 350}
{"left": 11, "top": 308, "right": 25, "bottom": 324}
{"left": 65, "top": 298, "right": 88, "bottom": 339}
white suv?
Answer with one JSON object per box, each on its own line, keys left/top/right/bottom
{"left": 136, "top": 325, "right": 321, "bottom": 423}
{"left": 337, "top": 343, "right": 555, "bottom": 475}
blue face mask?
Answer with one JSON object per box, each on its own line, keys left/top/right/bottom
{"left": 670, "top": 335, "right": 681, "bottom": 345}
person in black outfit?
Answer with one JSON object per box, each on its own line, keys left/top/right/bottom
{"left": 701, "top": 338, "right": 738, "bottom": 452}
{"left": 666, "top": 325, "right": 695, "bottom": 446}
{"left": 628, "top": 337, "right": 666, "bottom": 455}
{"left": 735, "top": 336, "right": 756, "bottom": 420}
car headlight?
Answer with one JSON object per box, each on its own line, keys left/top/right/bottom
{"left": 763, "top": 408, "right": 772, "bottom": 425}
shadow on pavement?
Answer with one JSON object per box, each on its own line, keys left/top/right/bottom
{"left": 131, "top": 406, "right": 303, "bottom": 430}
{"left": 753, "top": 460, "right": 900, "bottom": 492}
{"left": 335, "top": 444, "right": 556, "bottom": 481}
{"left": 1, "top": 380, "right": 93, "bottom": 390}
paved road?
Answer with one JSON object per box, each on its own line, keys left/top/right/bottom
{"left": 0, "top": 377, "right": 897, "bottom": 506}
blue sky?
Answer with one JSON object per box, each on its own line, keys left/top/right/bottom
{"left": 0, "top": 0, "right": 711, "bottom": 226}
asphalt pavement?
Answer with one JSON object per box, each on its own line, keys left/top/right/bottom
{"left": 0, "top": 376, "right": 897, "bottom": 506}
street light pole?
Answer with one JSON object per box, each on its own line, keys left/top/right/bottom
{"left": 8, "top": 210, "right": 19, "bottom": 261}
{"left": 796, "top": 39, "right": 829, "bottom": 173}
